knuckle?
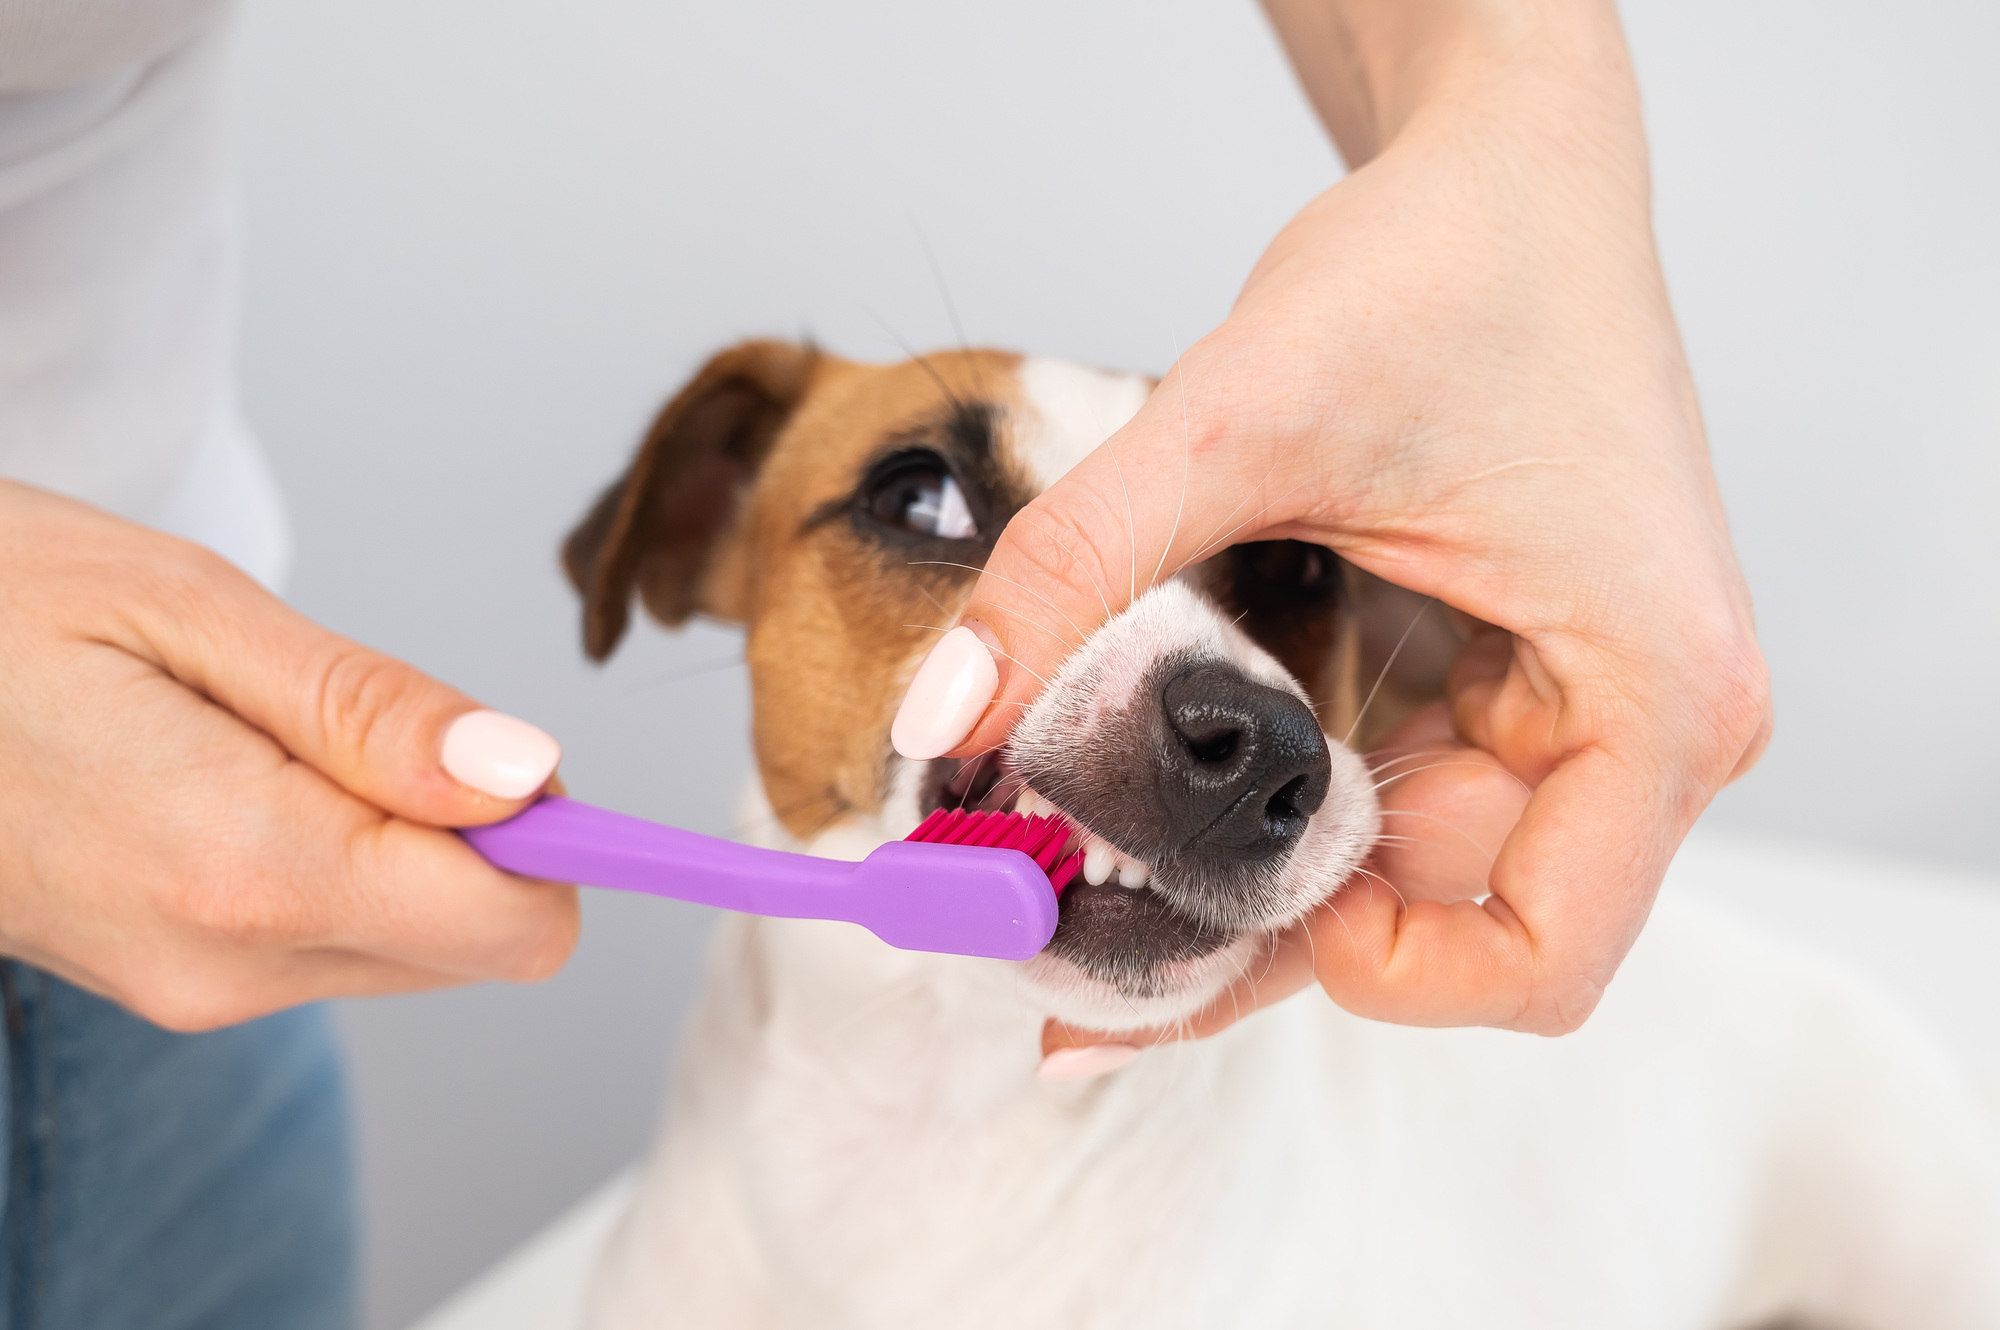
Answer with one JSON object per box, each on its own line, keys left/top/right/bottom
{"left": 127, "top": 542, "right": 234, "bottom": 633}
{"left": 313, "top": 645, "right": 420, "bottom": 768}
{"left": 1687, "top": 626, "right": 1771, "bottom": 748}
{"left": 1517, "top": 974, "right": 1606, "bottom": 1037}
{"left": 992, "top": 496, "right": 1121, "bottom": 616}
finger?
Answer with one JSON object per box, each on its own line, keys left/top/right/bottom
{"left": 893, "top": 351, "right": 1317, "bottom": 762}
{"left": 86, "top": 943, "right": 474, "bottom": 1034}
{"left": 231, "top": 753, "right": 582, "bottom": 982}
{"left": 334, "top": 809, "right": 582, "bottom": 979}
{"left": 1366, "top": 702, "right": 1529, "bottom": 906}
{"left": 24, "top": 660, "right": 581, "bottom": 1022}
{"left": 1314, "top": 738, "right": 1684, "bottom": 1031}
{"left": 109, "top": 540, "right": 560, "bottom": 828}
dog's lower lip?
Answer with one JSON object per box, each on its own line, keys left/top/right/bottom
{"left": 1046, "top": 878, "right": 1235, "bottom": 980}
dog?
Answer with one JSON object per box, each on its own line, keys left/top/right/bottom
{"left": 563, "top": 340, "right": 2000, "bottom": 1328}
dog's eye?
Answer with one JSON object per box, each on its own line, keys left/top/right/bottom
{"left": 867, "top": 462, "right": 979, "bottom": 540}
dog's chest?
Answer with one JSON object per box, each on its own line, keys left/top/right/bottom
{"left": 611, "top": 907, "right": 1806, "bottom": 1330}
{"left": 700, "top": 919, "right": 1366, "bottom": 1324}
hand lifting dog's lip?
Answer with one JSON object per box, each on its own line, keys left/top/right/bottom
{"left": 908, "top": 581, "right": 1379, "bottom": 1027}
{"left": 565, "top": 341, "right": 1389, "bottom": 1032}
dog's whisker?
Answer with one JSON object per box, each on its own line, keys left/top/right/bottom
{"left": 1372, "top": 760, "right": 1532, "bottom": 797}
{"left": 952, "top": 751, "right": 992, "bottom": 812}
{"left": 1015, "top": 514, "right": 1115, "bottom": 622}
{"left": 1344, "top": 599, "right": 1436, "bottom": 749}
{"left": 1314, "top": 896, "right": 1356, "bottom": 957}
{"left": 904, "top": 583, "right": 972, "bottom": 642}
{"left": 1376, "top": 808, "right": 1503, "bottom": 864}
{"left": 909, "top": 559, "right": 1085, "bottom": 643}
{"left": 1179, "top": 476, "right": 1315, "bottom": 569}
{"left": 1178, "top": 456, "right": 1296, "bottom": 568}
{"left": 1365, "top": 749, "right": 1467, "bottom": 778}
{"left": 1351, "top": 865, "right": 1409, "bottom": 911}
{"left": 1178, "top": 452, "right": 1280, "bottom": 566}
{"left": 1103, "top": 434, "right": 1140, "bottom": 606}
{"left": 863, "top": 311, "right": 973, "bottom": 418}
{"left": 982, "top": 600, "right": 1074, "bottom": 645}
{"left": 1146, "top": 346, "right": 1193, "bottom": 595}
{"left": 626, "top": 653, "right": 748, "bottom": 691}
{"left": 910, "top": 222, "right": 993, "bottom": 404}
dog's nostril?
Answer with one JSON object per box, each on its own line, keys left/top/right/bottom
{"left": 1181, "top": 728, "right": 1241, "bottom": 765}
{"left": 1263, "top": 775, "right": 1312, "bottom": 834}
{"left": 1156, "top": 664, "right": 1332, "bottom": 864}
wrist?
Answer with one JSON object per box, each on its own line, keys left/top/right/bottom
{"left": 1266, "top": 0, "right": 1643, "bottom": 170}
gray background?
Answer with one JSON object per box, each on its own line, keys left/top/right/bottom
{"left": 226, "top": 1, "right": 1999, "bottom": 1324}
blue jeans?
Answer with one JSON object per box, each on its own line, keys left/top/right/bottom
{"left": 0, "top": 962, "right": 356, "bottom": 1329}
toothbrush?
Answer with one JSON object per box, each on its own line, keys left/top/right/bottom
{"left": 459, "top": 797, "right": 1084, "bottom": 962}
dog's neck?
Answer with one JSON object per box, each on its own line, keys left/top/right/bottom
{"left": 736, "top": 777, "right": 1047, "bottom": 1071}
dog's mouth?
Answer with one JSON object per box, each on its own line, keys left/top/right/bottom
{"left": 920, "top": 757, "right": 1236, "bottom": 994}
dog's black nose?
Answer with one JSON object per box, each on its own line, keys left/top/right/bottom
{"left": 1156, "top": 664, "right": 1331, "bottom": 863}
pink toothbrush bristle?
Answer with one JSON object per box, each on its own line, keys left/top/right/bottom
{"left": 905, "top": 811, "right": 1083, "bottom": 894}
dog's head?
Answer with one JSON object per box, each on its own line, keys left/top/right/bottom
{"left": 567, "top": 340, "right": 1379, "bottom": 1030}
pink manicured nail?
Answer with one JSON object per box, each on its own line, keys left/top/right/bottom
{"left": 441, "top": 710, "right": 562, "bottom": 799}
{"left": 1036, "top": 1044, "right": 1141, "bottom": 1080}
{"left": 890, "top": 625, "right": 999, "bottom": 761}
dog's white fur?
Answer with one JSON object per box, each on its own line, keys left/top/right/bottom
{"left": 586, "top": 359, "right": 2000, "bottom": 1328}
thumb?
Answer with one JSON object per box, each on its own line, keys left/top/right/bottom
{"left": 121, "top": 548, "right": 559, "bottom": 828}
{"left": 893, "top": 366, "right": 1304, "bottom": 761}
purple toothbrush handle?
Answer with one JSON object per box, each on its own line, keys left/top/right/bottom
{"left": 459, "top": 797, "right": 1058, "bottom": 962}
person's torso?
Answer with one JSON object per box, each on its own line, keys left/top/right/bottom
{"left": 0, "top": 0, "right": 288, "bottom": 587}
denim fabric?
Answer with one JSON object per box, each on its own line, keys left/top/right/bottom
{"left": 0, "top": 962, "right": 356, "bottom": 1330}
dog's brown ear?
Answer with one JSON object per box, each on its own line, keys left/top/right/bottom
{"left": 564, "top": 339, "right": 819, "bottom": 660}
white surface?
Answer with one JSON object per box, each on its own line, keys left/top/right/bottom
{"left": 1669, "top": 831, "right": 2000, "bottom": 1094}
{"left": 407, "top": 830, "right": 2000, "bottom": 1327}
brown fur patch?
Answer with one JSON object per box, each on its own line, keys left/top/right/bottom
{"left": 564, "top": 340, "right": 821, "bottom": 658}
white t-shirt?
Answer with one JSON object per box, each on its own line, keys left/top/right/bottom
{"left": 0, "top": 0, "right": 287, "bottom": 589}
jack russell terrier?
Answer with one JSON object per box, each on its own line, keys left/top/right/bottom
{"left": 563, "top": 341, "right": 2000, "bottom": 1328}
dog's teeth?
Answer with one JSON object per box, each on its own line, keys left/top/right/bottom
{"left": 1083, "top": 839, "right": 1116, "bottom": 886}
{"left": 1015, "top": 788, "right": 1038, "bottom": 814}
{"left": 1116, "top": 859, "right": 1150, "bottom": 889}
{"left": 1033, "top": 795, "right": 1058, "bottom": 819}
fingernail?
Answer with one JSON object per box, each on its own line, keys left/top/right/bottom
{"left": 1036, "top": 1043, "right": 1141, "bottom": 1080}
{"left": 890, "top": 624, "right": 999, "bottom": 760}
{"left": 441, "top": 710, "right": 562, "bottom": 799}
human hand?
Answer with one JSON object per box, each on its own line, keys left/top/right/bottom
{"left": 0, "top": 481, "right": 578, "bottom": 1031}
{"left": 1039, "top": 700, "right": 1527, "bottom": 1058}
{"left": 896, "top": 0, "right": 1771, "bottom": 1038}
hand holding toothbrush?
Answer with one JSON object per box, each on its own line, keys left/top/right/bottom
{"left": 0, "top": 482, "right": 577, "bottom": 1030}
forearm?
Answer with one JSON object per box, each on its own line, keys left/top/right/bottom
{"left": 1259, "top": 0, "right": 1641, "bottom": 169}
